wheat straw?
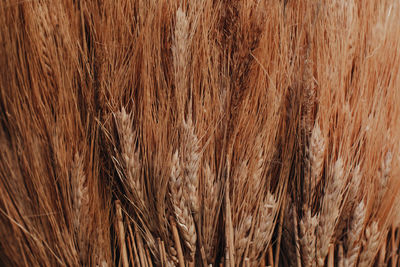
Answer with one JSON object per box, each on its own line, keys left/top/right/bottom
{"left": 115, "top": 201, "right": 129, "bottom": 267}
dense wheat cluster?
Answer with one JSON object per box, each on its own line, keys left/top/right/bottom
{"left": 1, "top": 0, "right": 400, "bottom": 266}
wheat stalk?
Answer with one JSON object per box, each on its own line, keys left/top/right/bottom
{"left": 115, "top": 201, "right": 129, "bottom": 267}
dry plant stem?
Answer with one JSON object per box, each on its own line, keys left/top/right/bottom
{"left": 128, "top": 224, "right": 140, "bottom": 267}
{"left": 327, "top": 244, "right": 334, "bottom": 267}
{"left": 171, "top": 219, "right": 185, "bottom": 267}
{"left": 115, "top": 201, "right": 129, "bottom": 267}
{"left": 392, "top": 226, "right": 396, "bottom": 267}
{"left": 199, "top": 245, "right": 207, "bottom": 267}
{"left": 225, "top": 180, "right": 235, "bottom": 267}
{"left": 395, "top": 228, "right": 400, "bottom": 262}
{"left": 244, "top": 258, "right": 250, "bottom": 267}
{"left": 157, "top": 238, "right": 164, "bottom": 267}
{"left": 146, "top": 247, "right": 153, "bottom": 267}
{"left": 293, "top": 208, "right": 301, "bottom": 267}
{"left": 135, "top": 224, "right": 147, "bottom": 267}
{"left": 338, "top": 243, "right": 344, "bottom": 267}
{"left": 161, "top": 241, "right": 168, "bottom": 267}
{"left": 260, "top": 254, "right": 266, "bottom": 267}
{"left": 127, "top": 234, "right": 134, "bottom": 266}
{"left": 378, "top": 236, "right": 386, "bottom": 267}
{"left": 274, "top": 198, "right": 285, "bottom": 267}
{"left": 268, "top": 246, "right": 274, "bottom": 267}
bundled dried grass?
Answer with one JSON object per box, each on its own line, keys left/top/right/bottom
{"left": 1, "top": 0, "right": 400, "bottom": 266}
